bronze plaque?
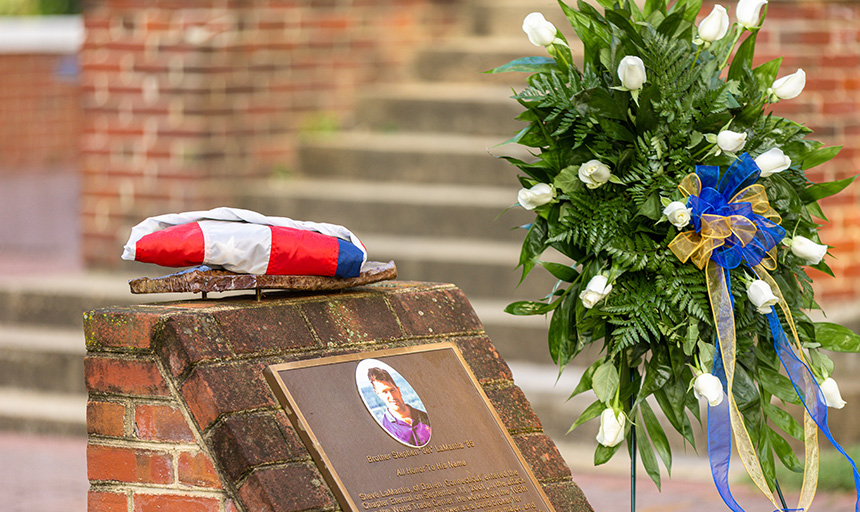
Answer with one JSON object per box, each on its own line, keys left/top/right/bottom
{"left": 265, "top": 343, "right": 556, "bottom": 512}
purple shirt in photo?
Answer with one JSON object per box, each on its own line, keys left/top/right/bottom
{"left": 381, "top": 405, "right": 431, "bottom": 446}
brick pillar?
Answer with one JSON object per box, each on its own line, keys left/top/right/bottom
{"left": 83, "top": 282, "right": 593, "bottom": 512}
{"left": 78, "top": 1, "right": 461, "bottom": 269}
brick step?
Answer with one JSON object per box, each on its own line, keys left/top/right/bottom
{"left": 0, "top": 325, "right": 85, "bottom": 394}
{"left": 238, "top": 177, "right": 531, "bottom": 243}
{"left": 0, "top": 386, "right": 86, "bottom": 436}
{"left": 354, "top": 83, "right": 523, "bottom": 137}
{"left": 296, "top": 130, "right": 529, "bottom": 186}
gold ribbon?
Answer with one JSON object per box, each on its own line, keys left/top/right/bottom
{"left": 670, "top": 173, "right": 818, "bottom": 511}
{"left": 708, "top": 262, "right": 819, "bottom": 511}
{"left": 753, "top": 265, "right": 819, "bottom": 511}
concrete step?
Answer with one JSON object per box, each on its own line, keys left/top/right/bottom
{"left": 0, "top": 325, "right": 85, "bottom": 394}
{"left": 355, "top": 83, "right": 523, "bottom": 137}
{"left": 296, "top": 130, "right": 529, "bottom": 187}
{"left": 412, "top": 35, "right": 586, "bottom": 84}
{"left": 0, "top": 272, "right": 195, "bottom": 330}
{"left": 238, "top": 178, "right": 532, "bottom": 243}
{"left": 362, "top": 234, "right": 559, "bottom": 300}
{"left": 0, "top": 387, "right": 86, "bottom": 436}
{"left": 468, "top": 0, "right": 574, "bottom": 38}
{"left": 413, "top": 36, "right": 543, "bottom": 84}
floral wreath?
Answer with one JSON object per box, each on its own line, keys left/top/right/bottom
{"left": 494, "top": 1, "right": 860, "bottom": 511}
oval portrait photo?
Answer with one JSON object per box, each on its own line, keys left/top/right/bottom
{"left": 355, "top": 359, "right": 432, "bottom": 448}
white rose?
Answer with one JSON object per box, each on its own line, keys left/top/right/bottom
{"left": 747, "top": 279, "right": 779, "bottom": 314}
{"left": 663, "top": 201, "right": 692, "bottom": 229}
{"left": 786, "top": 235, "right": 827, "bottom": 265}
{"left": 617, "top": 56, "right": 647, "bottom": 91}
{"left": 771, "top": 69, "right": 806, "bottom": 100}
{"left": 578, "top": 159, "right": 612, "bottom": 189}
{"left": 755, "top": 148, "right": 792, "bottom": 177}
{"left": 522, "top": 12, "right": 558, "bottom": 47}
{"left": 596, "top": 408, "right": 626, "bottom": 447}
{"left": 820, "top": 377, "right": 847, "bottom": 409}
{"left": 717, "top": 129, "right": 747, "bottom": 153}
{"left": 698, "top": 5, "right": 730, "bottom": 43}
{"left": 517, "top": 183, "right": 554, "bottom": 210}
{"left": 693, "top": 373, "right": 725, "bottom": 407}
{"left": 579, "top": 275, "right": 612, "bottom": 309}
{"left": 737, "top": 0, "right": 768, "bottom": 29}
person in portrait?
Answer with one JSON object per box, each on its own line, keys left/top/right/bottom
{"left": 367, "top": 367, "right": 431, "bottom": 447}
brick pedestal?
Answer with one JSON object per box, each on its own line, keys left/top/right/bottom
{"left": 83, "top": 281, "right": 593, "bottom": 512}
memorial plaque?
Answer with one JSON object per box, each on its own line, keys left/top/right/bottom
{"left": 265, "top": 343, "right": 556, "bottom": 512}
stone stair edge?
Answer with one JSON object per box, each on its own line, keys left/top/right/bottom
{"left": 241, "top": 177, "right": 524, "bottom": 207}
{"left": 357, "top": 82, "right": 521, "bottom": 101}
{"left": 297, "top": 129, "right": 527, "bottom": 156}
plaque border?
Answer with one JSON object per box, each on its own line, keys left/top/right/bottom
{"left": 264, "top": 342, "right": 557, "bottom": 512}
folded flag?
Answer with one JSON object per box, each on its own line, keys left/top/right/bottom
{"left": 122, "top": 207, "right": 367, "bottom": 278}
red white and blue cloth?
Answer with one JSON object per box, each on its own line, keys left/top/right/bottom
{"left": 122, "top": 207, "right": 367, "bottom": 278}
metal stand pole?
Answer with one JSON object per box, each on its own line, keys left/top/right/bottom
{"left": 774, "top": 477, "right": 788, "bottom": 511}
{"left": 629, "top": 368, "right": 638, "bottom": 512}
{"left": 630, "top": 423, "right": 637, "bottom": 512}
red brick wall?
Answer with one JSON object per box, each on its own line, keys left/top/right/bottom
{"left": 0, "top": 52, "right": 81, "bottom": 172}
{"left": 79, "top": 0, "right": 462, "bottom": 268}
{"left": 698, "top": 0, "right": 860, "bottom": 303}
{"left": 83, "top": 283, "right": 592, "bottom": 512}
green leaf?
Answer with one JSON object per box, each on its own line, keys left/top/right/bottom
{"left": 654, "top": 386, "right": 696, "bottom": 448}
{"left": 643, "top": 0, "right": 667, "bottom": 16}
{"left": 569, "top": 399, "right": 604, "bottom": 433}
{"left": 518, "top": 217, "right": 548, "bottom": 282}
{"left": 759, "top": 423, "right": 777, "bottom": 492}
{"left": 805, "top": 201, "right": 828, "bottom": 221}
{"left": 799, "top": 175, "right": 855, "bottom": 204}
{"left": 807, "top": 349, "right": 835, "bottom": 380}
{"left": 539, "top": 261, "right": 579, "bottom": 282}
{"left": 593, "top": 361, "right": 621, "bottom": 404}
{"left": 570, "top": 359, "right": 603, "bottom": 399}
{"left": 549, "top": 287, "right": 577, "bottom": 365}
{"left": 636, "top": 347, "right": 671, "bottom": 406}
{"left": 592, "top": 0, "right": 616, "bottom": 8}
{"left": 637, "top": 192, "right": 663, "bottom": 221}
{"left": 768, "top": 426, "right": 803, "bottom": 472}
{"left": 594, "top": 440, "right": 624, "bottom": 466}
{"left": 683, "top": 319, "right": 699, "bottom": 356}
{"left": 604, "top": 10, "right": 645, "bottom": 48}
{"left": 762, "top": 401, "right": 803, "bottom": 440}
{"left": 814, "top": 322, "right": 860, "bottom": 352}
{"left": 641, "top": 400, "right": 672, "bottom": 473}
{"left": 671, "top": 0, "right": 703, "bottom": 23}
{"left": 801, "top": 145, "right": 842, "bottom": 171}
{"left": 504, "top": 299, "right": 559, "bottom": 316}
{"left": 728, "top": 31, "right": 757, "bottom": 82}
{"left": 486, "top": 56, "right": 556, "bottom": 74}
{"left": 554, "top": 165, "right": 584, "bottom": 196}
{"left": 758, "top": 367, "right": 801, "bottom": 405}
{"left": 752, "top": 58, "right": 782, "bottom": 93}
{"left": 636, "top": 412, "right": 662, "bottom": 490}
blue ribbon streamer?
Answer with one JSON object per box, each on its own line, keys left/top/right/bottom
{"left": 766, "top": 309, "right": 860, "bottom": 512}
{"left": 689, "top": 155, "right": 860, "bottom": 512}
{"left": 709, "top": 319, "right": 745, "bottom": 512}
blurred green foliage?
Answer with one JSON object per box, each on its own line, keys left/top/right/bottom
{"left": 0, "top": 0, "right": 80, "bottom": 15}
{"left": 776, "top": 445, "right": 860, "bottom": 492}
